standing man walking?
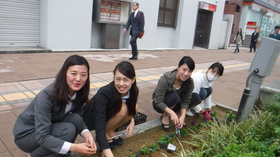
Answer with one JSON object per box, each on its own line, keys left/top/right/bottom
{"left": 123, "top": 2, "right": 145, "bottom": 60}
{"left": 249, "top": 27, "right": 259, "bottom": 53}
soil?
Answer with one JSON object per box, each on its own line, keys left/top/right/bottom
{"left": 78, "top": 105, "right": 232, "bottom": 157}
{"left": 111, "top": 106, "right": 232, "bottom": 157}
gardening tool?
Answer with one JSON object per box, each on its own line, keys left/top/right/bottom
{"left": 175, "top": 127, "right": 181, "bottom": 140}
{"left": 107, "top": 132, "right": 126, "bottom": 141}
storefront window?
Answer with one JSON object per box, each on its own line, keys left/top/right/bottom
{"left": 158, "top": 0, "right": 179, "bottom": 27}
{"left": 246, "top": 5, "right": 280, "bottom": 38}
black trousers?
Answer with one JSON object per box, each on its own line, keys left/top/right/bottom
{"left": 130, "top": 35, "right": 138, "bottom": 57}
{"left": 188, "top": 87, "right": 213, "bottom": 109}
{"left": 250, "top": 41, "right": 257, "bottom": 52}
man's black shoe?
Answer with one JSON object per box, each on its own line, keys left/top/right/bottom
{"left": 129, "top": 57, "right": 137, "bottom": 60}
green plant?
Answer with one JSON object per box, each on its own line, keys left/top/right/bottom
{"left": 210, "top": 111, "right": 218, "bottom": 119}
{"left": 176, "top": 93, "right": 280, "bottom": 156}
{"left": 151, "top": 144, "right": 160, "bottom": 150}
{"left": 214, "top": 139, "right": 277, "bottom": 157}
{"left": 157, "top": 134, "right": 173, "bottom": 145}
{"left": 265, "top": 93, "right": 280, "bottom": 138}
{"left": 180, "top": 127, "right": 188, "bottom": 137}
{"left": 127, "top": 152, "right": 139, "bottom": 157}
{"left": 198, "top": 121, "right": 209, "bottom": 128}
{"left": 189, "top": 121, "right": 198, "bottom": 131}
{"left": 139, "top": 146, "right": 152, "bottom": 155}
{"left": 127, "top": 144, "right": 159, "bottom": 156}
{"left": 226, "top": 110, "right": 236, "bottom": 122}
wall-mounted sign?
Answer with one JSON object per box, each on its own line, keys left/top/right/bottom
{"left": 245, "top": 21, "right": 257, "bottom": 35}
{"left": 199, "top": 2, "right": 217, "bottom": 12}
{"left": 94, "top": 0, "right": 130, "bottom": 25}
{"left": 100, "top": 1, "right": 121, "bottom": 21}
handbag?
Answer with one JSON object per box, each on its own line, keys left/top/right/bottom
{"left": 139, "top": 32, "right": 144, "bottom": 39}
{"left": 138, "top": 11, "right": 144, "bottom": 39}
{"left": 164, "top": 91, "right": 181, "bottom": 107}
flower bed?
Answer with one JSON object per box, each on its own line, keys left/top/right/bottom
{"left": 108, "top": 105, "right": 234, "bottom": 157}
{"left": 75, "top": 94, "right": 280, "bottom": 157}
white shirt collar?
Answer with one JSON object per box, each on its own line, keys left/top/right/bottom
{"left": 69, "top": 92, "right": 77, "bottom": 101}
{"left": 134, "top": 9, "right": 139, "bottom": 17}
{"left": 65, "top": 92, "right": 76, "bottom": 113}
{"left": 122, "top": 91, "right": 130, "bottom": 103}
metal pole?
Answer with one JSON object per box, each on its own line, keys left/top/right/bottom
{"left": 235, "top": 73, "right": 265, "bottom": 122}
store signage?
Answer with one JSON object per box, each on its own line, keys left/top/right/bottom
{"left": 100, "top": 1, "right": 121, "bottom": 21}
{"left": 247, "top": 21, "right": 257, "bottom": 26}
{"left": 200, "top": 2, "right": 217, "bottom": 12}
{"left": 245, "top": 21, "right": 257, "bottom": 35}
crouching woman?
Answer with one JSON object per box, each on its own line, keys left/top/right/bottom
{"left": 13, "top": 55, "right": 97, "bottom": 157}
{"left": 83, "top": 61, "right": 139, "bottom": 157}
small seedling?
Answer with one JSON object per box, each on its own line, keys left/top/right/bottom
{"left": 180, "top": 127, "right": 188, "bottom": 137}
{"left": 226, "top": 111, "right": 236, "bottom": 122}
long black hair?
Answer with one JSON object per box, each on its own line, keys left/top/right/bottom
{"left": 51, "top": 55, "right": 90, "bottom": 107}
{"left": 236, "top": 28, "right": 243, "bottom": 41}
{"left": 111, "top": 61, "right": 138, "bottom": 117}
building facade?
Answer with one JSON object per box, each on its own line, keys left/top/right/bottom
{"left": 240, "top": 0, "right": 280, "bottom": 45}
{"left": 225, "top": 0, "right": 280, "bottom": 46}
{"left": 0, "top": 0, "right": 229, "bottom": 50}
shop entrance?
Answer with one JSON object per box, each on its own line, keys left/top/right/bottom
{"left": 194, "top": 9, "right": 213, "bottom": 48}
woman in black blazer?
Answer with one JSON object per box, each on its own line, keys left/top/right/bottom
{"left": 13, "top": 55, "right": 97, "bottom": 157}
{"left": 83, "top": 61, "right": 139, "bottom": 157}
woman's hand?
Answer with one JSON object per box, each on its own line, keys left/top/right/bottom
{"left": 176, "top": 116, "right": 185, "bottom": 129}
{"left": 70, "top": 143, "right": 96, "bottom": 156}
{"left": 169, "top": 111, "right": 179, "bottom": 126}
{"left": 83, "top": 131, "right": 97, "bottom": 151}
{"left": 125, "top": 118, "right": 135, "bottom": 138}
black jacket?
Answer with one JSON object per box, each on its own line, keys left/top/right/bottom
{"left": 125, "top": 10, "right": 145, "bottom": 36}
{"left": 251, "top": 32, "right": 259, "bottom": 42}
{"left": 83, "top": 82, "right": 138, "bottom": 150}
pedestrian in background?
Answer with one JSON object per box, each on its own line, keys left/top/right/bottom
{"left": 123, "top": 2, "right": 145, "bottom": 60}
{"left": 249, "top": 27, "right": 259, "bottom": 53}
{"left": 83, "top": 61, "right": 139, "bottom": 157}
{"left": 13, "top": 55, "right": 97, "bottom": 157}
{"left": 269, "top": 25, "right": 280, "bottom": 40}
{"left": 152, "top": 56, "right": 195, "bottom": 131}
{"left": 233, "top": 28, "right": 243, "bottom": 53}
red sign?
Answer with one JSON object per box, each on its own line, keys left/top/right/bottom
{"left": 200, "top": 2, "right": 217, "bottom": 12}
{"left": 247, "top": 21, "right": 257, "bottom": 26}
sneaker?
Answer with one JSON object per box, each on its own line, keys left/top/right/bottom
{"left": 186, "top": 109, "right": 194, "bottom": 116}
{"left": 202, "top": 111, "right": 212, "bottom": 120}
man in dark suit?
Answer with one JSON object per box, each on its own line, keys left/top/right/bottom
{"left": 123, "top": 2, "right": 145, "bottom": 60}
{"left": 250, "top": 27, "right": 259, "bottom": 53}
